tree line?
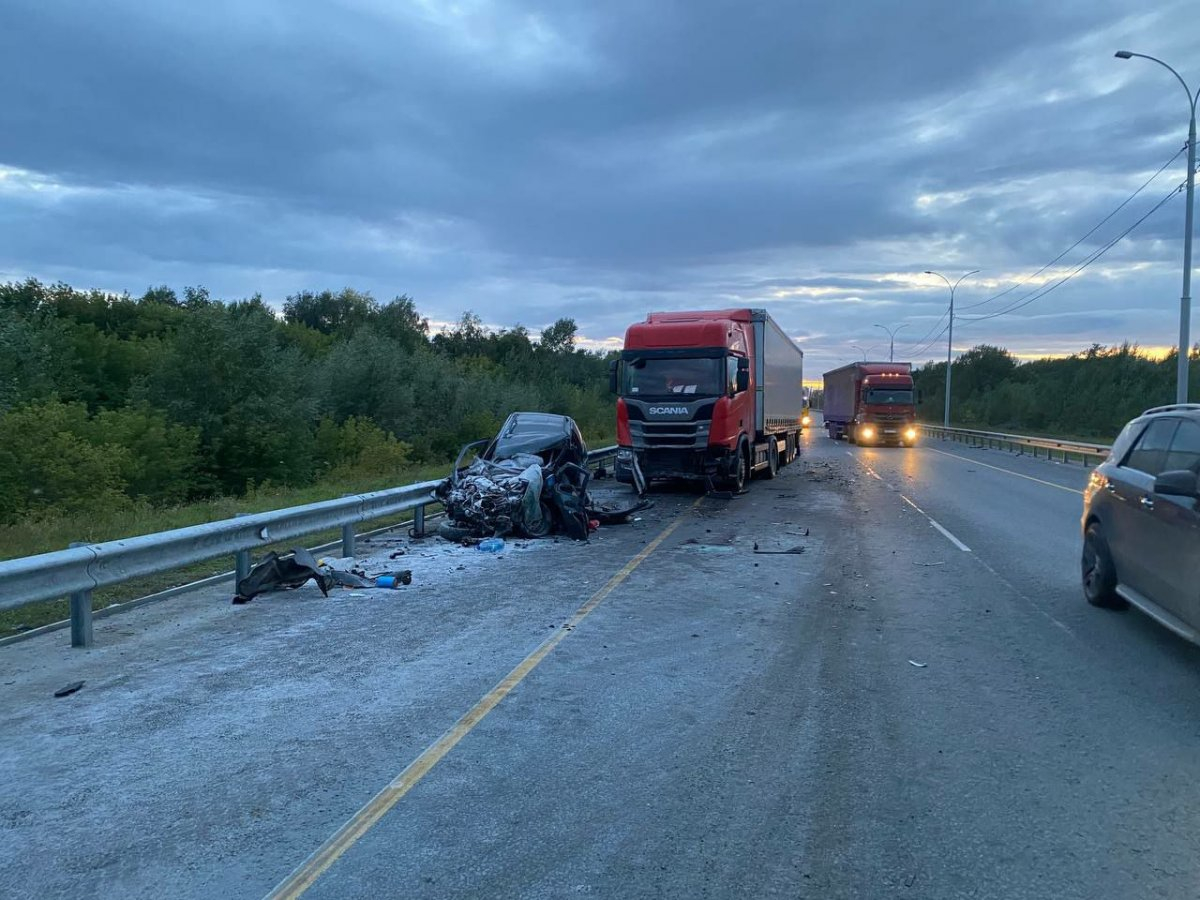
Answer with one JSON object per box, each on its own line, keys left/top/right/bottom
{"left": 0, "top": 279, "right": 614, "bottom": 525}
{"left": 913, "top": 343, "right": 1200, "bottom": 438}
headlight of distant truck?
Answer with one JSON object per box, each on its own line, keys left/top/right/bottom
{"left": 860, "top": 426, "right": 875, "bottom": 440}
{"left": 617, "top": 449, "right": 633, "bottom": 461}
{"left": 801, "top": 414, "right": 812, "bottom": 426}
{"left": 905, "top": 427, "right": 918, "bottom": 440}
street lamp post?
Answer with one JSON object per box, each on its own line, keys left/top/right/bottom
{"left": 850, "top": 344, "right": 868, "bottom": 361}
{"left": 1115, "top": 50, "right": 1198, "bottom": 404}
{"left": 873, "top": 323, "right": 909, "bottom": 362}
{"left": 925, "top": 269, "right": 980, "bottom": 427}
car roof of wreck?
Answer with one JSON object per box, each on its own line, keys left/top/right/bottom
{"left": 490, "top": 412, "right": 583, "bottom": 457}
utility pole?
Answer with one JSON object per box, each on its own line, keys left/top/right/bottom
{"left": 1115, "top": 51, "right": 1198, "bottom": 403}
{"left": 874, "top": 323, "right": 909, "bottom": 362}
{"left": 925, "top": 270, "right": 979, "bottom": 427}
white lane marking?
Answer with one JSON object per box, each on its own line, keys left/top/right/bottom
{"left": 849, "top": 450, "right": 970, "bottom": 550}
{"left": 971, "top": 553, "right": 1077, "bottom": 640}
{"left": 900, "top": 494, "right": 972, "bottom": 552}
{"left": 925, "top": 447, "right": 1084, "bottom": 496}
{"left": 848, "top": 453, "right": 898, "bottom": 490}
{"left": 846, "top": 445, "right": 1079, "bottom": 642}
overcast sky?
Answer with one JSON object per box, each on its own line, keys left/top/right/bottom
{"left": 1, "top": 0, "right": 1198, "bottom": 376}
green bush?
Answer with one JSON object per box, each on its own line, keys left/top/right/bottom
{"left": 0, "top": 401, "right": 131, "bottom": 523}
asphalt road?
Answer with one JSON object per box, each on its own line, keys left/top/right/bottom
{"left": 3, "top": 426, "right": 1200, "bottom": 899}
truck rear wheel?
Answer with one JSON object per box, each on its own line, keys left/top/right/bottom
{"left": 764, "top": 441, "right": 778, "bottom": 479}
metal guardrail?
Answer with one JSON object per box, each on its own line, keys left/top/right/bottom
{"left": 919, "top": 425, "right": 1111, "bottom": 464}
{"left": 1, "top": 445, "right": 618, "bottom": 648}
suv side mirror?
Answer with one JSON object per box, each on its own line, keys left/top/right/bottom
{"left": 608, "top": 359, "right": 618, "bottom": 395}
{"left": 1154, "top": 469, "right": 1200, "bottom": 498}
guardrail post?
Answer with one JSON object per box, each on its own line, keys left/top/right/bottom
{"left": 68, "top": 541, "right": 93, "bottom": 648}
{"left": 340, "top": 494, "right": 357, "bottom": 557}
{"left": 234, "top": 514, "right": 251, "bottom": 588}
{"left": 412, "top": 504, "right": 426, "bottom": 538}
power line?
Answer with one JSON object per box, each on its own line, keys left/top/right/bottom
{"left": 961, "top": 177, "right": 1185, "bottom": 324}
{"left": 908, "top": 320, "right": 951, "bottom": 360}
{"left": 957, "top": 143, "right": 1187, "bottom": 313}
{"left": 897, "top": 308, "right": 949, "bottom": 356}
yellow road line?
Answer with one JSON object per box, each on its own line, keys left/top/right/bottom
{"left": 264, "top": 502, "right": 699, "bottom": 900}
{"left": 925, "top": 446, "right": 1084, "bottom": 496}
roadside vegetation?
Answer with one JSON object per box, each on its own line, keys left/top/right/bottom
{"left": 913, "top": 344, "right": 1200, "bottom": 441}
{"left": 0, "top": 279, "right": 615, "bottom": 562}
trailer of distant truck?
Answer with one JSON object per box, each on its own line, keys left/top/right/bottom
{"left": 822, "top": 361, "right": 918, "bottom": 446}
{"left": 610, "top": 308, "right": 805, "bottom": 491}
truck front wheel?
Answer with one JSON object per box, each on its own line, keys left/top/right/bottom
{"left": 728, "top": 443, "right": 749, "bottom": 492}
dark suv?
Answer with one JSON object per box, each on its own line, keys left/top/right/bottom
{"left": 1082, "top": 404, "right": 1200, "bottom": 641}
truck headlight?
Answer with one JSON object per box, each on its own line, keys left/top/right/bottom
{"left": 860, "top": 426, "right": 875, "bottom": 440}
{"left": 905, "top": 427, "right": 918, "bottom": 440}
{"left": 801, "top": 414, "right": 812, "bottom": 426}
{"left": 617, "top": 449, "right": 633, "bottom": 462}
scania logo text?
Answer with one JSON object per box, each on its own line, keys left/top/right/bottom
{"left": 648, "top": 406, "right": 690, "bottom": 415}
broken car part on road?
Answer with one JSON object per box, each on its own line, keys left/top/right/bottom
{"left": 233, "top": 547, "right": 412, "bottom": 603}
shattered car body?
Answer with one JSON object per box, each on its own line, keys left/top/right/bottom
{"left": 436, "top": 412, "right": 645, "bottom": 541}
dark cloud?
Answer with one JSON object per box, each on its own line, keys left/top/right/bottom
{"left": 0, "top": 0, "right": 1197, "bottom": 378}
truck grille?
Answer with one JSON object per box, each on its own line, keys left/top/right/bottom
{"left": 630, "top": 421, "right": 705, "bottom": 448}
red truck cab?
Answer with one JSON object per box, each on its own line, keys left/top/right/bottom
{"left": 612, "top": 309, "right": 805, "bottom": 490}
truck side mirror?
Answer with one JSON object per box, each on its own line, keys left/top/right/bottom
{"left": 916, "top": 389, "right": 924, "bottom": 403}
{"left": 608, "top": 359, "right": 618, "bottom": 394}
{"left": 733, "top": 356, "right": 750, "bottom": 394}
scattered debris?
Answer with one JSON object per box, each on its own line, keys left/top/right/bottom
{"left": 233, "top": 546, "right": 417, "bottom": 603}
{"left": 478, "top": 537, "right": 506, "bottom": 553}
{"left": 54, "top": 681, "right": 85, "bottom": 698}
{"left": 374, "top": 572, "right": 412, "bottom": 589}
{"left": 913, "top": 562, "right": 945, "bottom": 567}
{"left": 908, "top": 660, "right": 927, "bottom": 668}
{"left": 327, "top": 569, "right": 373, "bottom": 588}
{"left": 234, "top": 548, "right": 333, "bottom": 604}
{"left": 753, "top": 546, "right": 806, "bottom": 555}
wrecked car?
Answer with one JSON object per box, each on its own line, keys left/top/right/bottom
{"left": 435, "top": 412, "right": 647, "bottom": 542}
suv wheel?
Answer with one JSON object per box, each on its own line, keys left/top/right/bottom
{"left": 1082, "top": 523, "right": 1127, "bottom": 609}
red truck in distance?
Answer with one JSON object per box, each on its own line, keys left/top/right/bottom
{"left": 822, "top": 361, "right": 919, "bottom": 446}
{"left": 610, "top": 308, "right": 805, "bottom": 491}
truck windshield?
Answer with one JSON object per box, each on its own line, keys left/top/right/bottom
{"left": 623, "top": 357, "right": 723, "bottom": 397}
{"left": 865, "top": 388, "right": 913, "bottom": 405}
